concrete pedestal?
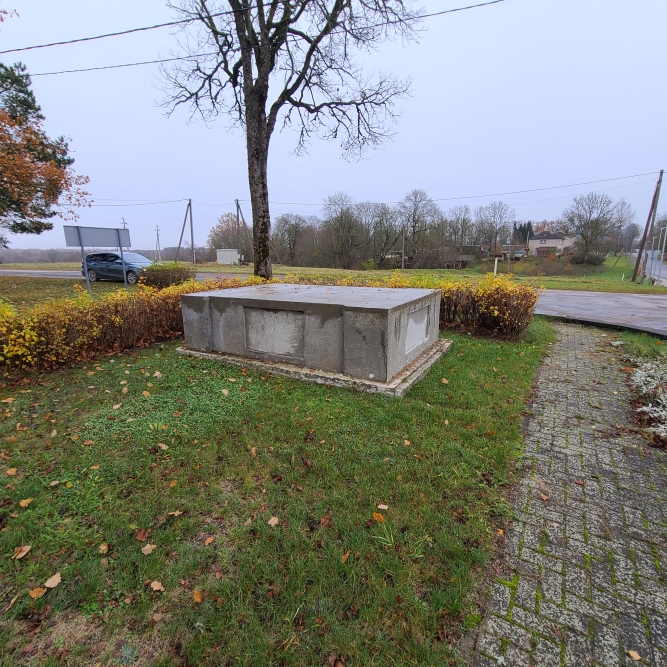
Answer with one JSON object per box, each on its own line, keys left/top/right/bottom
{"left": 181, "top": 284, "right": 441, "bottom": 383}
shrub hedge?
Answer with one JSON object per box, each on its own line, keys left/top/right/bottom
{"left": 0, "top": 273, "right": 540, "bottom": 371}
{"left": 139, "top": 263, "right": 197, "bottom": 288}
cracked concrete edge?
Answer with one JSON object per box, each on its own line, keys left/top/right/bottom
{"left": 175, "top": 338, "right": 452, "bottom": 397}
{"left": 535, "top": 313, "right": 667, "bottom": 339}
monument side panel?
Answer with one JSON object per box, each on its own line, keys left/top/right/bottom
{"left": 181, "top": 294, "right": 212, "bottom": 352}
{"left": 303, "top": 305, "right": 344, "bottom": 373}
{"left": 210, "top": 299, "right": 246, "bottom": 356}
{"left": 342, "top": 310, "right": 388, "bottom": 382}
{"left": 244, "top": 307, "right": 306, "bottom": 360}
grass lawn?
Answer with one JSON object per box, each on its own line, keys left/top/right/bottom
{"left": 0, "top": 319, "right": 554, "bottom": 666}
{"left": 0, "top": 278, "right": 136, "bottom": 312}
{"left": 2, "top": 255, "right": 666, "bottom": 294}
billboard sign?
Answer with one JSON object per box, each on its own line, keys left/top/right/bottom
{"left": 63, "top": 225, "right": 131, "bottom": 248}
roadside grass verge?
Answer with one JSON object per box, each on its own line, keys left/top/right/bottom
{"left": 0, "top": 320, "right": 553, "bottom": 666}
{"left": 619, "top": 330, "right": 667, "bottom": 359}
{"left": 0, "top": 278, "right": 136, "bottom": 311}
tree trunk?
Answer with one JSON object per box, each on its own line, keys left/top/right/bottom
{"left": 245, "top": 97, "right": 273, "bottom": 279}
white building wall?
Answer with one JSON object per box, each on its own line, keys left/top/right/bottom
{"left": 216, "top": 249, "right": 240, "bottom": 265}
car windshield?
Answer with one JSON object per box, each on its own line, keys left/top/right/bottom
{"left": 118, "top": 253, "right": 151, "bottom": 263}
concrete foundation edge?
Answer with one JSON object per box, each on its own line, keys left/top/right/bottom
{"left": 175, "top": 338, "right": 452, "bottom": 397}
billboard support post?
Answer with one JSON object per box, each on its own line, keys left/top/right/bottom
{"left": 76, "top": 226, "right": 92, "bottom": 296}
{"left": 117, "top": 228, "right": 128, "bottom": 288}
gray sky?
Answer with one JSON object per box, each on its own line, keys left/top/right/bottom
{"left": 2, "top": 0, "right": 665, "bottom": 250}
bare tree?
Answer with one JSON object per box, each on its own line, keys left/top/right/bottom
{"left": 446, "top": 204, "right": 474, "bottom": 247}
{"left": 163, "top": 0, "right": 420, "bottom": 278}
{"left": 475, "top": 200, "right": 515, "bottom": 250}
{"left": 207, "top": 211, "right": 253, "bottom": 259}
{"left": 397, "top": 189, "right": 440, "bottom": 267}
{"left": 273, "top": 212, "right": 306, "bottom": 265}
{"left": 322, "top": 192, "right": 362, "bottom": 269}
{"left": 558, "top": 192, "right": 619, "bottom": 254}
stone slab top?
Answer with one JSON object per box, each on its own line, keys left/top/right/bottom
{"left": 184, "top": 284, "right": 440, "bottom": 312}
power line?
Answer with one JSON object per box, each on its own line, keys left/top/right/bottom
{"left": 90, "top": 198, "right": 189, "bottom": 207}
{"left": 14, "top": 0, "right": 506, "bottom": 71}
{"left": 192, "top": 171, "right": 658, "bottom": 208}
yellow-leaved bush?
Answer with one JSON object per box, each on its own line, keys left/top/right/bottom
{"left": 0, "top": 272, "right": 539, "bottom": 371}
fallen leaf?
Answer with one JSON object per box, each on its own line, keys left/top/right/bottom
{"left": 0, "top": 397, "right": 15, "bottom": 403}
{"left": 403, "top": 439, "right": 410, "bottom": 446}
{"left": 250, "top": 447, "right": 257, "bottom": 456}
{"left": 121, "top": 387, "right": 128, "bottom": 394}
{"left": 51, "top": 429, "right": 57, "bottom": 437}
{"left": 157, "top": 443, "right": 168, "bottom": 450}
{"left": 142, "top": 391, "right": 150, "bottom": 398}
{"left": 575, "top": 480, "right": 584, "bottom": 486}
{"left": 135, "top": 528, "right": 151, "bottom": 542}
{"left": 141, "top": 543, "right": 156, "bottom": 555}
{"left": 1, "top": 593, "right": 19, "bottom": 614}
{"left": 153, "top": 371, "right": 162, "bottom": 379}
{"left": 243, "top": 518, "right": 252, "bottom": 526}
{"left": 29, "top": 587, "right": 46, "bottom": 600}
{"left": 539, "top": 493, "right": 549, "bottom": 501}
{"left": 19, "top": 498, "right": 34, "bottom": 508}
{"left": 168, "top": 511, "right": 183, "bottom": 516}
{"left": 83, "top": 439, "right": 94, "bottom": 445}
{"left": 377, "top": 504, "right": 389, "bottom": 510}
{"left": 168, "top": 479, "right": 177, "bottom": 487}
{"left": 99, "top": 543, "right": 109, "bottom": 554}
{"left": 628, "top": 650, "right": 641, "bottom": 661}
{"left": 444, "top": 419, "right": 449, "bottom": 425}
{"left": 341, "top": 550, "right": 351, "bottom": 563}
{"left": 90, "top": 465, "right": 99, "bottom": 470}
{"left": 268, "top": 516, "right": 279, "bottom": 527}
{"left": 320, "top": 516, "right": 332, "bottom": 528}
{"left": 221, "top": 389, "right": 229, "bottom": 396}
{"left": 204, "top": 537, "right": 214, "bottom": 546}
{"left": 12, "top": 545, "right": 31, "bottom": 560}
{"left": 65, "top": 482, "right": 73, "bottom": 489}
{"left": 147, "top": 383, "right": 154, "bottom": 388}
{"left": 193, "top": 589, "right": 203, "bottom": 603}
{"left": 71, "top": 435, "right": 79, "bottom": 441}
{"left": 441, "top": 378, "right": 448, "bottom": 384}
{"left": 44, "top": 572, "right": 61, "bottom": 589}
{"left": 152, "top": 613, "right": 163, "bottom": 622}
{"left": 372, "top": 512, "right": 386, "bottom": 523}
{"left": 150, "top": 580, "right": 164, "bottom": 592}
{"left": 112, "top": 404, "right": 121, "bottom": 410}
{"left": 49, "top": 480, "right": 59, "bottom": 487}
{"left": 4, "top": 437, "right": 16, "bottom": 443}
{"left": 6, "top": 468, "right": 16, "bottom": 476}
{"left": 497, "top": 529, "right": 504, "bottom": 536}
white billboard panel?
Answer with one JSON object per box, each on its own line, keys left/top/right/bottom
{"left": 63, "top": 226, "right": 131, "bottom": 248}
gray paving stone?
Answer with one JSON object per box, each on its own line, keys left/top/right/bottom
{"left": 470, "top": 324, "right": 667, "bottom": 666}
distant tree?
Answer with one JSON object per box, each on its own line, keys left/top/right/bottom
{"left": 274, "top": 213, "right": 306, "bottom": 266}
{"left": 322, "top": 193, "right": 362, "bottom": 269}
{"left": 0, "top": 63, "right": 89, "bottom": 247}
{"left": 447, "top": 205, "right": 474, "bottom": 247}
{"left": 164, "top": 0, "right": 420, "bottom": 279}
{"left": 623, "top": 222, "right": 642, "bottom": 253}
{"left": 558, "top": 192, "right": 619, "bottom": 254}
{"left": 533, "top": 220, "right": 556, "bottom": 235}
{"left": 397, "top": 190, "right": 441, "bottom": 267}
{"left": 612, "top": 198, "right": 635, "bottom": 253}
{"left": 515, "top": 221, "right": 533, "bottom": 243}
{"left": 475, "top": 201, "right": 515, "bottom": 250}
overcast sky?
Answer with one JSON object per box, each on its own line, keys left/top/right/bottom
{"left": 2, "top": 0, "right": 665, "bottom": 250}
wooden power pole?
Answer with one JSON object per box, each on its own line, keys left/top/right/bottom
{"left": 632, "top": 170, "right": 664, "bottom": 282}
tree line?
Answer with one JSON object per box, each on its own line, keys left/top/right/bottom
{"left": 208, "top": 190, "right": 650, "bottom": 269}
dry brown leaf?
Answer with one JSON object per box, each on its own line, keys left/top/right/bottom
{"left": 193, "top": 589, "right": 203, "bottom": 603}
{"left": 377, "top": 504, "right": 389, "bottom": 511}
{"left": 99, "top": 543, "right": 109, "bottom": 554}
{"left": 168, "top": 511, "right": 183, "bottom": 516}
{"left": 341, "top": 550, "right": 350, "bottom": 563}
{"left": 83, "top": 439, "right": 94, "bottom": 445}
{"left": 152, "top": 613, "right": 163, "bottom": 622}
{"left": 403, "top": 439, "right": 410, "bottom": 446}
{"left": 539, "top": 493, "right": 549, "bottom": 502}
{"left": 121, "top": 387, "right": 128, "bottom": 394}
{"left": 250, "top": 447, "right": 257, "bottom": 456}
{"left": 142, "top": 391, "right": 150, "bottom": 398}
{"left": 90, "top": 465, "right": 99, "bottom": 470}
{"left": 168, "top": 479, "right": 177, "bottom": 487}
{"left": 50, "top": 429, "right": 57, "bottom": 438}
{"left": 49, "top": 480, "right": 59, "bottom": 487}
{"left": 441, "top": 378, "right": 448, "bottom": 384}
{"left": 628, "top": 650, "right": 641, "bottom": 661}
{"left": 320, "top": 516, "right": 332, "bottom": 528}
{"left": 444, "top": 419, "right": 449, "bottom": 425}
{"left": 157, "top": 443, "right": 168, "bottom": 450}
{"left": 29, "top": 587, "right": 46, "bottom": 600}
{"left": 204, "top": 537, "right": 214, "bottom": 546}
{"left": 575, "top": 480, "right": 584, "bottom": 486}
{"left": 268, "top": 516, "right": 279, "bottom": 527}
{"left": 0, "top": 397, "right": 15, "bottom": 403}
{"left": 12, "top": 545, "right": 30, "bottom": 560}
{"left": 141, "top": 544, "right": 156, "bottom": 555}
{"left": 2, "top": 593, "right": 19, "bottom": 614}
{"left": 372, "top": 512, "right": 386, "bottom": 523}
{"left": 112, "top": 404, "right": 121, "bottom": 410}
{"left": 243, "top": 518, "right": 252, "bottom": 526}
{"left": 135, "top": 528, "right": 151, "bottom": 542}
{"left": 19, "top": 498, "right": 33, "bottom": 508}
{"left": 497, "top": 529, "right": 504, "bottom": 536}
{"left": 44, "top": 572, "right": 61, "bottom": 589}
{"left": 150, "top": 580, "right": 164, "bottom": 592}
{"left": 221, "top": 389, "right": 229, "bottom": 396}
{"left": 153, "top": 371, "right": 162, "bottom": 379}
{"left": 6, "top": 468, "right": 16, "bottom": 476}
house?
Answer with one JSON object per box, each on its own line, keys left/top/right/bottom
{"left": 528, "top": 233, "right": 575, "bottom": 257}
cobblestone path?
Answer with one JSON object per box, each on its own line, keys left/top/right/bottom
{"left": 471, "top": 324, "right": 667, "bottom": 666}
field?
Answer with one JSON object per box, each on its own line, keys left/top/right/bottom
{"left": 0, "top": 319, "right": 554, "bottom": 666}
{"left": 1, "top": 254, "right": 666, "bottom": 294}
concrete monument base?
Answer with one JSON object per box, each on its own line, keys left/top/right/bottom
{"left": 181, "top": 284, "right": 442, "bottom": 383}
{"left": 176, "top": 338, "right": 451, "bottom": 397}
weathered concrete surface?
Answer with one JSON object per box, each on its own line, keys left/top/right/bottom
{"left": 537, "top": 290, "right": 667, "bottom": 337}
{"left": 176, "top": 338, "right": 451, "bottom": 397}
{"left": 181, "top": 284, "right": 441, "bottom": 382}
{"left": 469, "top": 324, "right": 667, "bottom": 666}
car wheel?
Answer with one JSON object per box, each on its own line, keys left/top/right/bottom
{"left": 88, "top": 269, "right": 98, "bottom": 282}
{"left": 126, "top": 271, "right": 138, "bottom": 285}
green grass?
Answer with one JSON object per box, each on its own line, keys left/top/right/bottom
{"left": 0, "top": 278, "right": 136, "bottom": 312}
{"left": 0, "top": 320, "right": 554, "bottom": 666}
{"left": 619, "top": 330, "right": 667, "bottom": 359}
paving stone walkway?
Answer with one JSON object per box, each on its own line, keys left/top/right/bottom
{"left": 470, "top": 323, "right": 667, "bottom": 666}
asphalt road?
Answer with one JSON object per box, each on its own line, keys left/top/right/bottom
{"left": 1, "top": 269, "right": 665, "bottom": 336}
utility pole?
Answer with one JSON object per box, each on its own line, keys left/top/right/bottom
{"left": 155, "top": 225, "right": 162, "bottom": 263}
{"left": 401, "top": 233, "right": 405, "bottom": 270}
{"left": 632, "top": 170, "right": 663, "bottom": 282}
{"left": 121, "top": 217, "right": 127, "bottom": 229}
{"left": 235, "top": 198, "right": 241, "bottom": 254}
{"left": 175, "top": 200, "right": 191, "bottom": 263}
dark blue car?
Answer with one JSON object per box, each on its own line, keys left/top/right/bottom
{"left": 82, "top": 252, "right": 152, "bottom": 284}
